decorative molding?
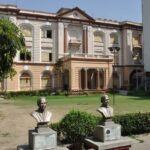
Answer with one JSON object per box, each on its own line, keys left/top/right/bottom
{"left": 23, "top": 65, "right": 28, "bottom": 70}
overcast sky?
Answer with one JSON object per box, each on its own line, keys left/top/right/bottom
{"left": 0, "top": 0, "right": 142, "bottom": 22}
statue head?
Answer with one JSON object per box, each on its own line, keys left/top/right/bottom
{"left": 37, "top": 97, "right": 47, "bottom": 112}
{"left": 101, "top": 95, "right": 109, "bottom": 107}
{"left": 97, "top": 94, "right": 113, "bottom": 120}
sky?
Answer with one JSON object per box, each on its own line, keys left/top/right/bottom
{"left": 0, "top": 0, "right": 142, "bottom": 22}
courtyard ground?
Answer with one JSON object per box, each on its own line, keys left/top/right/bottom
{"left": 0, "top": 97, "right": 149, "bottom": 150}
{"left": 0, "top": 97, "right": 67, "bottom": 150}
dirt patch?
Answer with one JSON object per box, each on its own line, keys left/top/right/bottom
{"left": 0, "top": 98, "right": 66, "bottom": 150}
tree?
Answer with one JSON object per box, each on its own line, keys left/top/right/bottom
{"left": 0, "top": 18, "right": 26, "bottom": 81}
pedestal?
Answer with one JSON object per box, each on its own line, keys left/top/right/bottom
{"left": 85, "top": 137, "right": 135, "bottom": 150}
{"left": 94, "top": 123, "right": 121, "bottom": 142}
{"left": 85, "top": 121, "right": 135, "bottom": 150}
{"left": 29, "top": 128, "right": 57, "bottom": 150}
{"left": 17, "top": 124, "right": 68, "bottom": 150}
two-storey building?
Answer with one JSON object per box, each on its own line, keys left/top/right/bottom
{"left": 0, "top": 4, "right": 143, "bottom": 92}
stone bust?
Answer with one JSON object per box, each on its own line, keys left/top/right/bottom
{"left": 97, "top": 95, "right": 113, "bottom": 120}
{"left": 31, "top": 97, "right": 52, "bottom": 124}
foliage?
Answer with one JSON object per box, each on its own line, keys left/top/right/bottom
{"left": 51, "top": 111, "right": 150, "bottom": 146}
{"left": 0, "top": 18, "right": 26, "bottom": 81}
{"left": 59, "top": 110, "right": 99, "bottom": 143}
{"left": 113, "top": 112, "right": 150, "bottom": 136}
{"left": 50, "top": 122, "right": 61, "bottom": 136}
{"left": 0, "top": 89, "right": 61, "bottom": 98}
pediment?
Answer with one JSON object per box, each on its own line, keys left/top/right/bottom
{"left": 57, "top": 7, "right": 94, "bottom": 21}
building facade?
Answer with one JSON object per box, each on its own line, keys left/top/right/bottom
{"left": 142, "top": 0, "right": 150, "bottom": 89}
{"left": 0, "top": 4, "right": 143, "bottom": 92}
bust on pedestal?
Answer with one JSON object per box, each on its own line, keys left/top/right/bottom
{"left": 17, "top": 97, "right": 68, "bottom": 150}
{"left": 85, "top": 95, "right": 134, "bottom": 150}
{"left": 97, "top": 95, "right": 113, "bottom": 120}
{"left": 29, "top": 97, "right": 57, "bottom": 150}
{"left": 31, "top": 96, "right": 52, "bottom": 123}
{"left": 94, "top": 95, "right": 121, "bottom": 142}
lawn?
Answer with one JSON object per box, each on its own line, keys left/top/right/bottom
{"left": 11, "top": 93, "right": 150, "bottom": 117}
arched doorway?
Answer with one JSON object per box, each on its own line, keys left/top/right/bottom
{"left": 130, "top": 70, "right": 143, "bottom": 90}
{"left": 87, "top": 69, "right": 97, "bottom": 89}
{"left": 80, "top": 69, "right": 85, "bottom": 90}
{"left": 145, "top": 72, "right": 150, "bottom": 90}
{"left": 20, "top": 72, "right": 32, "bottom": 91}
{"left": 100, "top": 71, "right": 104, "bottom": 89}
{"left": 63, "top": 69, "right": 69, "bottom": 91}
{"left": 113, "top": 72, "right": 120, "bottom": 90}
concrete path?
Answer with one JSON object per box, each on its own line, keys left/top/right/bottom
{"left": 131, "top": 134, "right": 150, "bottom": 150}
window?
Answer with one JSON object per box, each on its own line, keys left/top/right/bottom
{"left": 20, "top": 72, "right": 32, "bottom": 90}
{"left": 41, "top": 52, "right": 52, "bottom": 62}
{"left": 41, "top": 29, "right": 52, "bottom": 38}
{"left": 110, "top": 33, "right": 118, "bottom": 44}
{"left": 132, "top": 47, "right": 142, "bottom": 64}
{"left": 20, "top": 51, "right": 31, "bottom": 61}
{"left": 93, "top": 31, "right": 104, "bottom": 54}
{"left": 94, "top": 32, "right": 103, "bottom": 43}
{"left": 132, "top": 36, "right": 141, "bottom": 46}
{"left": 68, "top": 30, "right": 81, "bottom": 51}
{"left": 20, "top": 26, "right": 32, "bottom": 37}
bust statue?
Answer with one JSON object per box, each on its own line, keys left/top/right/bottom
{"left": 31, "top": 97, "right": 52, "bottom": 125}
{"left": 97, "top": 95, "right": 113, "bottom": 120}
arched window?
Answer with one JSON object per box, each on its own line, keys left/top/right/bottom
{"left": 41, "top": 26, "right": 52, "bottom": 39}
{"left": 94, "top": 32, "right": 103, "bottom": 43}
{"left": 130, "top": 70, "right": 143, "bottom": 90}
{"left": 20, "top": 72, "right": 32, "bottom": 90}
{"left": 41, "top": 25, "right": 53, "bottom": 62}
{"left": 68, "top": 29, "right": 81, "bottom": 51}
{"left": 20, "top": 25, "right": 32, "bottom": 37}
{"left": 93, "top": 31, "right": 104, "bottom": 54}
{"left": 41, "top": 71, "right": 51, "bottom": 89}
{"left": 70, "top": 30, "right": 79, "bottom": 41}
{"left": 19, "top": 24, "right": 32, "bottom": 61}
{"left": 110, "top": 33, "right": 118, "bottom": 44}
{"left": 132, "top": 33, "right": 141, "bottom": 46}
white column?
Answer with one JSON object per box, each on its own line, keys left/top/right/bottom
{"left": 33, "top": 25, "right": 41, "bottom": 62}
{"left": 58, "top": 22, "right": 64, "bottom": 58}
{"left": 82, "top": 25, "right": 87, "bottom": 54}
{"left": 64, "top": 23, "right": 68, "bottom": 53}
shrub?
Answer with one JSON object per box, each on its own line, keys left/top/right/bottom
{"left": 113, "top": 112, "right": 150, "bottom": 135}
{"left": 0, "top": 89, "right": 55, "bottom": 98}
{"left": 59, "top": 110, "right": 99, "bottom": 143}
{"left": 51, "top": 111, "right": 150, "bottom": 147}
{"left": 50, "top": 122, "right": 61, "bottom": 136}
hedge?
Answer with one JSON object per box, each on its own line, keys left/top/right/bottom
{"left": 51, "top": 111, "right": 150, "bottom": 143}
{"left": 113, "top": 112, "right": 150, "bottom": 135}
{"left": 0, "top": 89, "right": 60, "bottom": 98}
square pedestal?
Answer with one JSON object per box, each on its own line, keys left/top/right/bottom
{"left": 94, "top": 123, "right": 121, "bottom": 142}
{"left": 29, "top": 128, "right": 57, "bottom": 150}
{"left": 85, "top": 137, "right": 135, "bottom": 150}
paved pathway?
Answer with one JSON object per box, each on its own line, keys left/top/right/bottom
{"left": 131, "top": 134, "right": 150, "bottom": 150}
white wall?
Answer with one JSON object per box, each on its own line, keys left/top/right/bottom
{"left": 142, "top": 0, "right": 150, "bottom": 71}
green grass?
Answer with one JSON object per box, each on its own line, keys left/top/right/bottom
{"left": 10, "top": 94, "right": 150, "bottom": 116}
